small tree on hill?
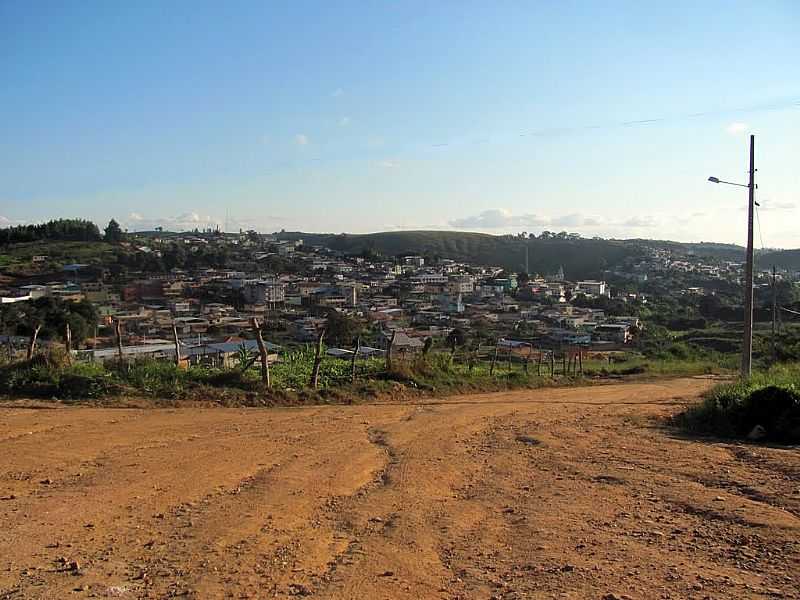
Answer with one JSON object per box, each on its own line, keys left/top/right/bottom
{"left": 104, "top": 219, "right": 124, "bottom": 243}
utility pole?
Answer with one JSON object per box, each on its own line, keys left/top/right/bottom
{"left": 742, "top": 134, "right": 755, "bottom": 378}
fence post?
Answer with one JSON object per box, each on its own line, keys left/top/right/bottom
{"left": 350, "top": 336, "right": 360, "bottom": 384}
{"left": 578, "top": 348, "right": 584, "bottom": 375}
{"left": 385, "top": 331, "right": 396, "bottom": 372}
{"left": 310, "top": 328, "right": 326, "bottom": 389}
{"left": 172, "top": 323, "right": 182, "bottom": 367}
{"left": 115, "top": 320, "right": 124, "bottom": 363}
{"left": 251, "top": 317, "right": 270, "bottom": 387}
{"left": 490, "top": 342, "right": 499, "bottom": 376}
{"left": 562, "top": 352, "right": 566, "bottom": 376}
{"left": 64, "top": 322, "right": 72, "bottom": 364}
{"left": 549, "top": 351, "right": 555, "bottom": 377}
{"left": 27, "top": 324, "right": 42, "bottom": 360}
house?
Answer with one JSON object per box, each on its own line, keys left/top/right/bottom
{"left": 576, "top": 280, "right": 609, "bottom": 297}
{"left": 186, "top": 340, "right": 281, "bottom": 368}
{"left": 326, "top": 346, "right": 385, "bottom": 359}
{"left": 384, "top": 331, "right": 426, "bottom": 354}
{"left": 593, "top": 324, "right": 632, "bottom": 343}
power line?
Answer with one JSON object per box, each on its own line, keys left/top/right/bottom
{"left": 754, "top": 204, "right": 766, "bottom": 251}
{"left": 261, "top": 97, "right": 800, "bottom": 176}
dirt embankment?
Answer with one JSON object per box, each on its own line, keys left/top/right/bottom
{"left": 0, "top": 378, "right": 798, "bottom": 599}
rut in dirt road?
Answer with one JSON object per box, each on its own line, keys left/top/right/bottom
{"left": 0, "top": 378, "right": 798, "bottom": 599}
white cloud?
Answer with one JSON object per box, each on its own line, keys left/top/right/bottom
{"left": 726, "top": 122, "right": 749, "bottom": 135}
{"left": 330, "top": 88, "right": 344, "bottom": 97}
{"left": 377, "top": 160, "right": 398, "bottom": 169}
{"left": 621, "top": 215, "right": 659, "bottom": 228}
{"left": 339, "top": 116, "right": 351, "bottom": 126}
{"left": 450, "top": 209, "right": 662, "bottom": 231}
{"left": 758, "top": 201, "right": 796, "bottom": 211}
{"left": 125, "top": 212, "right": 222, "bottom": 232}
{"left": 551, "top": 213, "right": 602, "bottom": 227}
{"left": 294, "top": 134, "right": 308, "bottom": 146}
{"left": 449, "top": 209, "right": 550, "bottom": 229}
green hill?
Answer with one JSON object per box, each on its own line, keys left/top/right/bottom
{"left": 758, "top": 249, "right": 800, "bottom": 271}
{"left": 280, "top": 230, "right": 642, "bottom": 279}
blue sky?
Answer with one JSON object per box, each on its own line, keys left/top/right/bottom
{"left": 1, "top": 1, "right": 799, "bottom": 246}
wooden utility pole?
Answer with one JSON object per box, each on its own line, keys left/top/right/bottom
{"left": 742, "top": 134, "right": 756, "bottom": 378}
{"left": 172, "top": 323, "right": 182, "bottom": 367}
{"left": 27, "top": 324, "right": 41, "bottom": 360}
{"left": 251, "top": 317, "right": 270, "bottom": 387}
{"left": 350, "top": 336, "right": 361, "bottom": 383}
{"left": 310, "top": 328, "right": 326, "bottom": 389}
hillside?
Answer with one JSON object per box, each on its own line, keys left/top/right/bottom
{"left": 279, "top": 230, "right": 641, "bottom": 279}
{"left": 758, "top": 249, "right": 800, "bottom": 271}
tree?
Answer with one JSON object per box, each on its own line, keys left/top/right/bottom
{"left": 104, "top": 219, "right": 124, "bottom": 242}
{"left": 324, "top": 311, "right": 362, "bottom": 347}
{"left": 447, "top": 327, "right": 467, "bottom": 350}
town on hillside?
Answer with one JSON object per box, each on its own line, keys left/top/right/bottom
{"left": 1, "top": 221, "right": 797, "bottom": 369}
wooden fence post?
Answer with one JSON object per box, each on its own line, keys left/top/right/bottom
{"left": 549, "top": 351, "right": 555, "bottom": 377}
{"left": 385, "top": 331, "right": 396, "bottom": 372}
{"left": 251, "top": 317, "right": 270, "bottom": 387}
{"left": 578, "top": 348, "right": 584, "bottom": 375}
{"left": 562, "top": 352, "right": 566, "bottom": 376}
{"left": 27, "top": 324, "right": 42, "bottom": 360}
{"left": 490, "top": 342, "right": 499, "bottom": 376}
{"left": 64, "top": 322, "right": 72, "bottom": 364}
{"left": 350, "top": 336, "right": 360, "bottom": 384}
{"left": 537, "top": 350, "right": 542, "bottom": 376}
{"left": 172, "top": 323, "right": 182, "bottom": 367}
{"left": 310, "top": 328, "right": 326, "bottom": 389}
{"left": 115, "top": 320, "right": 124, "bottom": 363}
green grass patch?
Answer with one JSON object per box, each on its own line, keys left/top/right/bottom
{"left": 675, "top": 363, "right": 800, "bottom": 444}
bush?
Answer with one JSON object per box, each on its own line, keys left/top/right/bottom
{"left": 677, "top": 365, "right": 800, "bottom": 443}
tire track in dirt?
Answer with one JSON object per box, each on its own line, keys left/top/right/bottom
{"left": 2, "top": 378, "right": 799, "bottom": 599}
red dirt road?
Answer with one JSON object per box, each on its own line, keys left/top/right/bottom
{"left": 1, "top": 378, "right": 798, "bottom": 599}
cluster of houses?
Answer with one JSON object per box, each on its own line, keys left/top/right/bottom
{"left": 0, "top": 233, "right": 649, "bottom": 365}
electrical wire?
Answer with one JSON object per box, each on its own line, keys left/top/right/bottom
{"left": 754, "top": 204, "right": 766, "bottom": 252}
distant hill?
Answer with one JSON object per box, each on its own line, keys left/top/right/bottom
{"left": 758, "top": 249, "right": 800, "bottom": 271}
{"left": 278, "top": 230, "right": 641, "bottom": 279}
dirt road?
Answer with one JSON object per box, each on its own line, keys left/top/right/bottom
{"left": 1, "top": 378, "right": 798, "bottom": 599}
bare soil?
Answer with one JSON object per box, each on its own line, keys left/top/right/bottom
{"left": 1, "top": 378, "right": 798, "bottom": 599}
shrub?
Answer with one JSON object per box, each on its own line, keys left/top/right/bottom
{"left": 677, "top": 364, "right": 800, "bottom": 444}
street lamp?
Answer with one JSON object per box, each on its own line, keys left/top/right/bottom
{"left": 707, "top": 134, "right": 756, "bottom": 378}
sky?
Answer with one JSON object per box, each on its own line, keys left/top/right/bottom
{"left": 1, "top": 1, "right": 799, "bottom": 246}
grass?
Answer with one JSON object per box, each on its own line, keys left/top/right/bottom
{"left": 0, "top": 347, "right": 741, "bottom": 407}
{"left": 675, "top": 363, "right": 800, "bottom": 444}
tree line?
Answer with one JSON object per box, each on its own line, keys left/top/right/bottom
{"left": 0, "top": 219, "right": 102, "bottom": 245}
